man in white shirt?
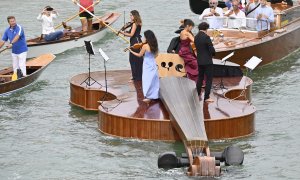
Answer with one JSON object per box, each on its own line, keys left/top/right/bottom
{"left": 245, "top": 0, "right": 260, "bottom": 30}
{"left": 199, "top": 0, "right": 224, "bottom": 29}
{"left": 37, "top": 6, "right": 63, "bottom": 42}
{"left": 225, "top": 0, "right": 246, "bottom": 28}
{"left": 254, "top": 0, "right": 274, "bottom": 31}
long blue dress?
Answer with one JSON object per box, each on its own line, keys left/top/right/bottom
{"left": 142, "top": 51, "right": 159, "bottom": 99}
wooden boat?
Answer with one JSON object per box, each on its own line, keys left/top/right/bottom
{"left": 69, "top": 53, "right": 250, "bottom": 176}
{"left": 0, "top": 54, "right": 55, "bottom": 95}
{"left": 70, "top": 54, "right": 255, "bottom": 140}
{"left": 189, "top": 1, "right": 300, "bottom": 67}
{"left": 26, "top": 12, "right": 120, "bottom": 58}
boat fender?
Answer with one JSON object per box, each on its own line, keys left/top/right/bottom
{"left": 222, "top": 145, "right": 244, "bottom": 166}
{"left": 158, "top": 151, "right": 179, "bottom": 170}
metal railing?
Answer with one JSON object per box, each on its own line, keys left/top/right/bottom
{"left": 202, "top": 17, "right": 269, "bottom": 31}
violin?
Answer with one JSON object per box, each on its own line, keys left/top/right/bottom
{"left": 117, "top": 21, "right": 133, "bottom": 35}
{"left": 124, "top": 42, "right": 147, "bottom": 52}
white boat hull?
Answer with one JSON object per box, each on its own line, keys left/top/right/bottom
{"left": 27, "top": 30, "right": 107, "bottom": 58}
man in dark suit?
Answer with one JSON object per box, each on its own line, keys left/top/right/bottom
{"left": 194, "top": 22, "right": 215, "bottom": 102}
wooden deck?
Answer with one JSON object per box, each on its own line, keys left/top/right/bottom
{"left": 70, "top": 70, "right": 256, "bottom": 140}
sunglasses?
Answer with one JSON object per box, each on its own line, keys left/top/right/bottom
{"left": 209, "top": 2, "right": 217, "bottom": 4}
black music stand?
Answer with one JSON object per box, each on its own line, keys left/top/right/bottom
{"left": 81, "top": 41, "right": 102, "bottom": 87}
{"left": 213, "top": 52, "right": 235, "bottom": 90}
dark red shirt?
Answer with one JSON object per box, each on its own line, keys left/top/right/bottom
{"left": 79, "top": 0, "right": 94, "bottom": 12}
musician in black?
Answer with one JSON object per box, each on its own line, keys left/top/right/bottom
{"left": 120, "top": 10, "right": 143, "bottom": 82}
{"left": 194, "top": 22, "right": 215, "bottom": 102}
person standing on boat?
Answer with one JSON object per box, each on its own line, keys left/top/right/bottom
{"left": 167, "top": 25, "right": 184, "bottom": 53}
{"left": 128, "top": 30, "right": 159, "bottom": 103}
{"left": 254, "top": 0, "right": 274, "bottom": 31}
{"left": 0, "top": 16, "right": 28, "bottom": 76}
{"left": 37, "top": 6, "right": 63, "bottom": 42}
{"left": 72, "top": 0, "right": 100, "bottom": 31}
{"left": 119, "top": 10, "right": 143, "bottom": 82}
{"left": 245, "top": 0, "right": 261, "bottom": 30}
{"left": 178, "top": 19, "right": 198, "bottom": 82}
{"left": 195, "top": 22, "right": 215, "bottom": 103}
{"left": 199, "top": 0, "right": 224, "bottom": 29}
{"left": 225, "top": 0, "right": 246, "bottom": 28}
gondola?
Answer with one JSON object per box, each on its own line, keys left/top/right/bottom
{"left": 0, "top": 53, "right": 55, "bottom": 95}
{"left": 26, "top": 12, "right": 120, "bottom": 58}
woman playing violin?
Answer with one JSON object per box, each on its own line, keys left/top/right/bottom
{"left": 119, "top": 10, "right": 143, "bottom": 82}
{"left": 128, "top": 30, "right": 159, "bottom": 103}
{"left": 178, "top": 19, "right": 198, "bottom": 82}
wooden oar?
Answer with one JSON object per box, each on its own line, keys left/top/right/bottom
{"left": 0, "top": 47, "right": 9, "bottom": 54}
{"left": 54, "top": 2, "right": 97, "bottom": 30}
{"left": 0, "top": 74, "right": 12, "bottom": 78}
{"left": 75, "top": 2, "right": 130, "bottom": 44}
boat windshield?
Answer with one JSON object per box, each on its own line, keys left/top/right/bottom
{"left": 202, "top": 17, "right": 269, "bottom": 31}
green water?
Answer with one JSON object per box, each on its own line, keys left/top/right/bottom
{"left": 0, "top": 0, "right": 300, "bottom": 179}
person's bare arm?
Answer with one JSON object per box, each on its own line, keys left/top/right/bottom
{"left": 120, "top": 23, "right": 137, "bottom": 37}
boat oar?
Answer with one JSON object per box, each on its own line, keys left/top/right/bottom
{"left": 55, "top": 3, "right": 98, "bottom": 30}
{"left": 75, "top": 2, "right": 130, "bottom": 44}
{"left": 0, "top": 47, "right": 9, "bottom": 54}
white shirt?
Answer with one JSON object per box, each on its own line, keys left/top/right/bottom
{"left": 246, "top": 3, "right": 260, "bottom": 30}
{"left": 226, "top": 10, "right": 246, "bottom": 28}
{"left": 37, "top": 13, "right": 58, "bottom": 35}
{"left": 199, "top": 7, "right": 224, "bottom": 29}
{"left": 254, "top": 5, "right": 274, "bottom": 31}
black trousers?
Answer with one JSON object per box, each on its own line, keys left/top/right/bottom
{"left": 129, "top": 37, "right": 143, "bottom": 81}
{"left": 196, "top": 64, "right": 213, "bottom": 100}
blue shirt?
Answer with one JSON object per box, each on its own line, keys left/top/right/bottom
{"left": 254, "top": 5, "right": 274, "bottom": 31}
{"left": 2, "top": 24, "right": 28, "bottom": 54}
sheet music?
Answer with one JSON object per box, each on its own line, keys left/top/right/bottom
{"left": 244, "top": 56, "right": 262, "bottom": 70}
{"left": 99, "top": 48, "right": 109, "bottom": 61}
{"left": 221, "top": 52, "right": 235, "bottom": 63}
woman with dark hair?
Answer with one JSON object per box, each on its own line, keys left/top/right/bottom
{"left": 120, "top": 10, "right": 143, "bottom": 82}
{"left": 129, "top": 30, "right": 159, "bottom": 103}
{"left": 178, "top": 19, "right": 198, "bottom": 82}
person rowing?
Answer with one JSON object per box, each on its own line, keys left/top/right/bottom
{"left": 72, "top": 0, "right": 100, "bottom": 32}
{"left": 0, "top": 16, "right": 28, "bottom": 77}
{"left": 37, "top": 6, "right": 64, "bottom": 42}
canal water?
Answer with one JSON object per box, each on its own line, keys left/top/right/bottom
{"left": 0, "top": 0, "right": 300, "bottom": 179}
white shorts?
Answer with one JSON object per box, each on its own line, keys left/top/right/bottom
{"left": 11, "top": 52, "right": 27, "bottom": 76}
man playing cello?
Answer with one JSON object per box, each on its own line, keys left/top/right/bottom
{"left": 72, "top": 0, "right": 100, "bottom": 32}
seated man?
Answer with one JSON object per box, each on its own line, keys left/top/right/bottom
{"left": 37, "top": 6, "right": 63, "bottom": 42}
{"left": 254, "top": 0, "right": 274, "bottom": 31}
{"left": 199, "top": 0, "right": 224, "bottom": 29}
{"left": 245, "top": 0, "right": 261, "bottom": 30}
{"left": 225, "top": 0, "right": 246, "bottom": 28}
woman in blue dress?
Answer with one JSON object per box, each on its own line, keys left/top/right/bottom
{"left": 129, "top": 30, "right": 159, "bottom": 103}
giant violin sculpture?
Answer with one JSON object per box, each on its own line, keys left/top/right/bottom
{"left": 69, "top": 53, "right": 256, "bottom": 176}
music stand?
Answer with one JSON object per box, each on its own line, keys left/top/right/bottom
{"left": 80, "top": 41, "right": 102, "bottom": 87}
{"left": 97, "top": 48, "right": 123, "bottom": 112}
{"left": 99, "top": 48, "right": 109, "bottom": 101}
{"left": 213, "top": 52, "right": 235, "bottom": 90}
{"left": 230, "top": 56, "right": 262, "bottom": 102}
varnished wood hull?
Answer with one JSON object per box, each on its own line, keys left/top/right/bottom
{"left": 215, "top": 25, "right": 300, "bottom": 67}
{"left": 0, "top": 54, "right": 55, "bottom": 95}
{"left": 69, "top": 70, "right": 255, "bottom": 140}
